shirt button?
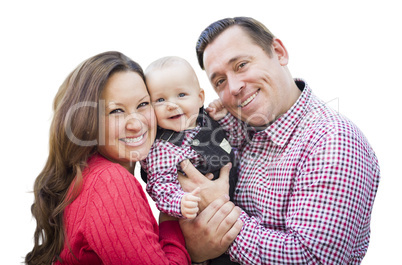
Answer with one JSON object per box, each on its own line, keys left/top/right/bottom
{"left": 235, "top": 188, "right": 240, "bottom": 194}
{"left": 192, "top": 139, "right": 200, "bottom": 146}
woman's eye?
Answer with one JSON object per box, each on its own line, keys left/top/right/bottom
{"left": 178, "top": 93, "right": 185, "bottom": 97}
{"left": 109, "top": 108, "right": 124, "bottom": 114}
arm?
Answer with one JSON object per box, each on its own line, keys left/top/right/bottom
{"left": 228, "top": 131, "right": 380, "bottom": 264}
{"left": 144, "top": 143, "right": 186, "bottom": 218}
{"left": 87, "top": 165, "right": 191, "bottom": 265}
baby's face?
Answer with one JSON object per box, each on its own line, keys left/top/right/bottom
{"left": 146, "top": 64, "right": 204, "bottom": 132}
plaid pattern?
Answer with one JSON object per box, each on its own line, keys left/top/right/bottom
{"left": 140, "top": 127, "right": 203, "bottom": 218}
{"left": 218, "top": 79, "right": 380, "bottom": 264}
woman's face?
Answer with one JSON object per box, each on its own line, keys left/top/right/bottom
{"left": 98, "top": 71, "right": 156, "bottom": 171}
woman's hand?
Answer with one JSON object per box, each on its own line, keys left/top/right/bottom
{"left": 178, "top": 160, "right": 231, "bottom": 212}
{"left": 179, "top": 194, "right": 243, "bottom": 262}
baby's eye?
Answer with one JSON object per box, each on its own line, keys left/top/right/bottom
{"left": 156, "top": 98, "right": 165, "bottom": 103}
{"left": 138, "top": 102, "right": 149, "bottom": 109}
{"left": 109, "top": 108, "right": 124, "bottom": 114}
{"left": 178, "top": 93, "right": 186, "bottom": 97}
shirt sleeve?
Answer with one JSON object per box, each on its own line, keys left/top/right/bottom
{"left": 229, "top": 129, "right": 380, "bottom": 264}
{"left": 143, "top": 142, "right": 185, "bottom": 218}
{"left": 86, "top": 164, "right": 191, "bottom": 265}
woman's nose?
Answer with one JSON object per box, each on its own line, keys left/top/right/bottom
{"left": 125, "top": 114, "right": 143, "bottom": 131}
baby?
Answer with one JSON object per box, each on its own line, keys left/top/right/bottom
{"left": 140, "top": 56, "right": 238, "bottom": 219}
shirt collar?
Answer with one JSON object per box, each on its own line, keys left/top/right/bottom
{"left": 256, "top": 78, "right": 312, "bottom": 146}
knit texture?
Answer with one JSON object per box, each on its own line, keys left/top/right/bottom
{"left": 55, "top": 154, "right": 190, "bottom": 265}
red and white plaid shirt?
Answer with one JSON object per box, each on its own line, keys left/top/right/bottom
{"left": 218, "top": 79, "right": 380, "bottom": 264}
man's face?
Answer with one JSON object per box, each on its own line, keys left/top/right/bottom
{"left": 203, "top": 26, "right": 294, "bottom": 127}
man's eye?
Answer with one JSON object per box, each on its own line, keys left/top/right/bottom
{"left": 238, "top": 62, "right": 247, "bottom": 69}
{"left": 216, "top": 79, "right": 225, "bottom": 87}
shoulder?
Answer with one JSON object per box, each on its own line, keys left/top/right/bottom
{"left": 301, "top": 97, "right": 377, "bottom": 162}
{"left": 83, "top": 154, "right": 143, "bottom": 195}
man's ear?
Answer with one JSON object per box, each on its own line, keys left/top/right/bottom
{"left": 198, "top": 88, "right": 205, "bottom": 107}
{"left": 272, "top": 38, "right": 289, "bottom": 66}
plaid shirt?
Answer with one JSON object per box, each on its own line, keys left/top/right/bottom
{"left": 218, "top": 79, "right": 380, "bottom": 264}
{"left": 140, "top": 127, "right": 203, "bottom": 218}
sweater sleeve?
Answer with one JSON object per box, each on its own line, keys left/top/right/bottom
{"left": 85, "top": 164, "right": 191, "bottom": 265}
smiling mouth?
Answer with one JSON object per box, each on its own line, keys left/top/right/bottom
{"left": 169, "top": 114, "right": 184, "bottom": 119}
{"left": 121, "top": 134, "right": 144, "bottom": 143}
{"left": 239, "top": 89, "right": 259, "bottom": 108}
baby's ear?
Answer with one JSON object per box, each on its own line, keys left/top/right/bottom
{"left": 198, "top": 88, "right": 205, "bottom": 106}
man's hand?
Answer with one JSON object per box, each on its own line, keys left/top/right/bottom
{"left": 179, "top": 194, "right": 243, "bottom": 262}
{"left": 178, "top": 160, "right": 230, "bottom": 211}
{"left": 206, "top": 99, "right": 228, "bottom": 121}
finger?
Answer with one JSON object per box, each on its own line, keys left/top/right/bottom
{"left": 197, "top": 194, "right": 229, "bottom": 222}
{"left": 183, "top": 200, "right": 199, "bottom": 208}
{"left": 216, "top": 205, "right": 241, "bottom": 235}
{"left": 206, "top": 173, "right": 214, "bottom": 180}
{"left": 180, "top": 160, "right": 205, "bottom": 181}
{"left": 215, "top": 162, "right": 232, "bottom": 184}
{"left": 191, "top": 187, "right": 201, "bottom": 197}
{"left": 205, "top": 106, "right": 215, "bottom": 114}
{"left": 209, "top": 200, "right": 236, "bottom": 234}
{"left": 221, "top": 219, "right": 243, "bottom": 247}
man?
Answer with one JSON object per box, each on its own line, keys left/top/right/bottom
{"left": 178, "top": 17, "right": 380, "bottom": 264}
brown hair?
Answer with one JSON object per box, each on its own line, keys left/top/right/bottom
{"left": 196, "top": 17, "right": 275, "bottom": 69}
{"left": 25, "top": 51, "right": 144, "bottom": 264}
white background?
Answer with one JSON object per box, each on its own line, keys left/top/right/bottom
{"left": 1, "top": 0, "right": 400, "bottom": 264}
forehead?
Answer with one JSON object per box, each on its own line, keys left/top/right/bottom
{"left": 147, "top": 64, "right": 199, "bottom": 91}
{"left": 203, "top": 26, "right": 259, "bottom": 77}
{"left": 102, "top": 71, "right": 147, "bottom": 101}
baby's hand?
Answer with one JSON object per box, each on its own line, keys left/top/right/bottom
{"left": 181, "top": 187, "right": 201, "bottom": 219}
{"left": 206, "top": 99, "right": 228, "bottom": 121}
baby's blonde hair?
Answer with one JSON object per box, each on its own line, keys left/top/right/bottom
{"left": 145, "top": 56, "right": 200, "bottom": 88}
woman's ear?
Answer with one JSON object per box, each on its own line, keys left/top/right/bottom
{"left": 272, "top": 38, "right": 289, "bottom": 66}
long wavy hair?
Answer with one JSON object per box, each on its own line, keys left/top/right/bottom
{"left": 25, "top": 51, "right": 145, "bottom": 264}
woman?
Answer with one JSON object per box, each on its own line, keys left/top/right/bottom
{"left": 25, "top": 51, "right": 191, "bottom": 264}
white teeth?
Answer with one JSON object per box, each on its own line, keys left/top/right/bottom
{"left": 239, "top": 90, "right": 259, "bottom": 108}
{"left": 122, "top": 135, "right": 143, "bottom": 143}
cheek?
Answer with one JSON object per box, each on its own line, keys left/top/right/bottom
{"left": 144, "top": 109, "right": 157, "bottom": 135}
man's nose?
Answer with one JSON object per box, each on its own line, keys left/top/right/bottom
{"left": 228, "top": 75, "right": 245, "bottom": 96}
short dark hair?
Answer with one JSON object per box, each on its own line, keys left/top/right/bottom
{"left": 196, "top": 17, "right": 275, "bottom": 69}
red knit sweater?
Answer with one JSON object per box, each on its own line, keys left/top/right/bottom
{"left": 55, "top": 154, "right": 190, "bottom": 264}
